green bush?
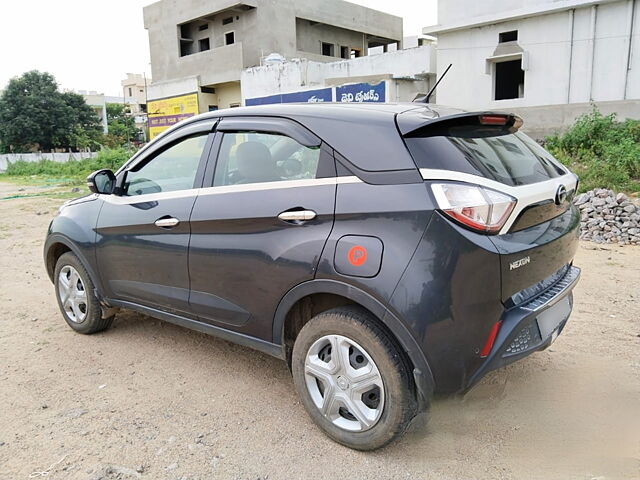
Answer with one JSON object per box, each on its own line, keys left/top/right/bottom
{"left": 545, "top": 108, "right": 640, "bottom": 193}
{"left": 2, "top": 148, "right": 132, "bottom": 180}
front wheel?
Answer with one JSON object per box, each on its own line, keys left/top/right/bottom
{"left": 54, "top": 252, "right": 114, "bottom": 334}
{"left": 291, "top": 306, "right": 419, "bottom": 450}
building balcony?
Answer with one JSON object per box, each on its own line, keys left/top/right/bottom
{"left": 175, "top": 42, "right": 244, "bottom": 85}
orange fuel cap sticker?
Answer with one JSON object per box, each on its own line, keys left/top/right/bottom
{"left": 348, "top": 245, "right": 367, "bottom": 266}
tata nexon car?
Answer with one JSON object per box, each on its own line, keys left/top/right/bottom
{"left": 44, "top": 103, "right": 580, "bottom": 450}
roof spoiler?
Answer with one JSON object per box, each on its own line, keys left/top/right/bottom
{"left": 399, "top": 111, "right": 523, "bottom": 138}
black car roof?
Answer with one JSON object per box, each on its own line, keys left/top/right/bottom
{"left": 208, "top": 102, "right": 466, "bottom": 130}
{"left": 179, "top": 103, "right": 467, "bottom": 172}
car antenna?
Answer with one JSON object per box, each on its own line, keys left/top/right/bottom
{"left": 419, "top": 63, "right": 452, "bottom": 104}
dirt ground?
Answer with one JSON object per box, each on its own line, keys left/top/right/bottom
{"left": 0, "top": 181, "right": 638, "bottom": 480}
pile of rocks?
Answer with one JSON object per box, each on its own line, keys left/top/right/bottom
{"left": 574, "top": 189, "right": 640, "bottom": 244}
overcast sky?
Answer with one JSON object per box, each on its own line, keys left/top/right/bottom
{"left": 0, "top": 0, "right": 437, "bottom": 97}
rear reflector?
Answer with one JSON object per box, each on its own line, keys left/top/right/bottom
{"left": 480, "top": 321, "right": 502, "bottom": 358}
{"left": 479, "top": 115, "right": 508, "bottom": 126}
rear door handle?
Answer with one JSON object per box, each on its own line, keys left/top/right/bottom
{"left": 278, "top": 210, "right": 317, "bottom": 223}
{"left": 154, "top": 217, "right": 180, "bottom": 228}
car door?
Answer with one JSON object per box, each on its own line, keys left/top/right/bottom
{"left": 188, "top": 116, "right": 336, "bottom": 340}
{"left": 95, "top": 121, "right": 215, "bottom": 315}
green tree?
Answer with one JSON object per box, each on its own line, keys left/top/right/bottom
{"left": 0, "top": 70, "right": 102, "bottom": 152}
{"left": 63, "top": 90, "right": 104, "bottom": 150}
{"left": 105, "top": 103, "right": 142, "bottom": 147}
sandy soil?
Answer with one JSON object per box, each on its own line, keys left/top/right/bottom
{"left": 0, "top": 181, "right": 638, "bottom": 480}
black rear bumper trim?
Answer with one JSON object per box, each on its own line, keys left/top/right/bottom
{"left": 464, "top": 266, "right": 581, "bottom": 391}
{"left": 521, "top": 265, "right": 580, "bottom": 312}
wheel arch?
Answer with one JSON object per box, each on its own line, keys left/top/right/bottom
{"left": 273, "top": 279, "right": 435, "bottom": 408}
{"left": 44, "top": 234, "right": 105, "bottom": 299}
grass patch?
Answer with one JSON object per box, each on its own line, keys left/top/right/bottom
{"left": 544, "top": 108, "right": 640, "bottom": 193}
{"left": 0, "top": 147, "right": 131, "bottom": 185}
{"left": 0, "top": 147, "right": 131, "bottom": 198}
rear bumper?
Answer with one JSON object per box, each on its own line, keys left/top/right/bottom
{"left": 465, "top": 265, "right": 581, "bottom": 390}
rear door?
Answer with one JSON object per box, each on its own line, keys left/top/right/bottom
{"left": 187, "top": 117, "right": 336, "bottom": 340}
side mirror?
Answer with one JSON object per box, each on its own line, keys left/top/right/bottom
{"left": 87, "top": 169, "right": 116, "bottom": 194}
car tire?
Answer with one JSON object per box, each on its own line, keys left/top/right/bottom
{"left": 54, "top": 252, "right": 114, "bottom": 334}
{"left": 291, "top": 306, "right": 418, "bottom": 450}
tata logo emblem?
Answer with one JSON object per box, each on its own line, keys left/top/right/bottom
{"left": 555, "top": 184, "right": 568, "bottom": 205}
{"left": 510, "top": 256, "right": 531, "bottom": 270}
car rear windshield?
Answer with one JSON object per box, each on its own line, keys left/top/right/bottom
{"left": 405, "top": 131, "right": 567, "bottom": 186}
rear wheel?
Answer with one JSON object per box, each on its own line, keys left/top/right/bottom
{"left": 292, "top": 306, "right": 418, "bottom": 450}
{"left": 54, "top": 252, "right": 113, "bottom": 334}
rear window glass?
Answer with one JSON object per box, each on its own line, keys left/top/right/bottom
{"left": 405, "top": 131, "right": 567, "bottom": 186}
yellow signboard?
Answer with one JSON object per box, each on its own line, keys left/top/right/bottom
{"left": 148, "top": 93, "right": 199, "bottom": 139}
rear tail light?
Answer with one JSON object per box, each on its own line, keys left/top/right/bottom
{"left": 431, "top": 183, "right": 516, "bottom": 234}
{"left": 478, "top": 114, "right": 523, "bottom": 131}
{"left": 479, "top": 114, "right": 508, "bottom": 125}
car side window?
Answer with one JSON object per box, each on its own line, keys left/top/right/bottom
{"left": 124, "top": 134, "right": 208, "bottom": 196}
{"left": 213, "top": 132, "right": 322, "bottom": 187}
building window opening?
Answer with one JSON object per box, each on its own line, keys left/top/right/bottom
{"left": 225, "top": 31, "right": 235, "bottom": 45}
{"left": 128, "top": 87, "right": 132, "bottom": 97}
{"left": 350, "top": 48, "right": 362, "bottom": 59}
{"left": 198, "top": 23, "right": 209, "bottom": 31}
{"left": 499, "top": 30, "right": 518, "bottom": 43}
{"left": 199, "top": 38, "right": 210, "bottom": 52}
{"left": 180, "top": 40, "right": 193, "bottom": 57}
{"left": 321, "top": 42, "right": 334, "bottom": 57}
{"left": 340, "top": 46, "right": 349, "bottom": 59}
{"left": 494, "top": 59, "right": 524, "bottom": 100}
{"left": 179, "top": 23, "right": 194, "bottom": 57}
{"left": 222, "top": 16, "right": 233, "bottom": 25}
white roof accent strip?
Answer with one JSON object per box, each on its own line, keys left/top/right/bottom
{"left": 101, "top": 176, "right": 362, "bottom": 205}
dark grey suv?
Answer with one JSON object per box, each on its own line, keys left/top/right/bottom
{"left": 44, "top": 103, "right": 580, "bottom": 450}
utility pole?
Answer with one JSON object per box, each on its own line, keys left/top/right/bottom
{"left": 122, "top": 85, "right": 131, "bottom": 153}
{"left": 143, "top": 72, "right": 149, "bottom": 143}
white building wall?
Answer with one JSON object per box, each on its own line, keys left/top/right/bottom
{"left": 438, "top": 0, "right": 561, "bottom": 25}
{"left": 592, "top": 2, "right": 629, "bottom": 100}
{"left": 432, "top": 0, "right": 639, "bottom": 110}
{"left": 627, "top": 1, "right": 640, "bottom": 98}
{"left": 569, "top": 6, "right": 594, "bottom": 103}
{"left": 147, "top": 77, "right": 200, "bottom": 101}
{"left": 240, "top": 46, "right": 435, "bottom": 100}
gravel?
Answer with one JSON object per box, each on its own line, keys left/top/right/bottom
{"left": 574, "top": 189, "right": 640, "bottom": 245}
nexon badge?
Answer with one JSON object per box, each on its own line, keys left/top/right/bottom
{"left": 510, "top": 256, "right": 531, "bottom": 270}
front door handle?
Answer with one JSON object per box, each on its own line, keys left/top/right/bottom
{"left": 154, "top": 216, "right": 180, "bottom": 228}
{"left": 278, "top": 209, "right": 317, "bottom": 223}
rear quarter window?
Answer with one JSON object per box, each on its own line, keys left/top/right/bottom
{"left": 405, "top": 131, "right": 567, "bottom": 186}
